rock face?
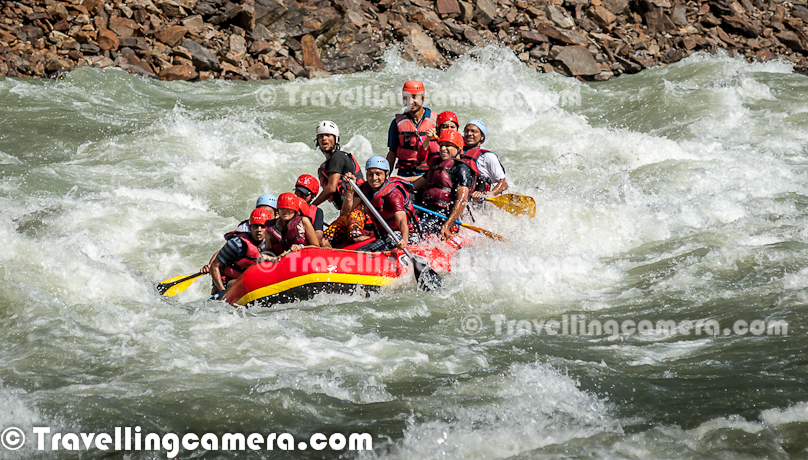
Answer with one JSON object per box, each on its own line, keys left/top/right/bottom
{"left": 0, "top": 0, "right": 805, "bottom": 81}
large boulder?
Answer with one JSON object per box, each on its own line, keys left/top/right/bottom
{"left": 555, "top": 46, "right": 600, "bottom": 76}
{"left": 181, "top": 38, "right": 220, "bottom": 70}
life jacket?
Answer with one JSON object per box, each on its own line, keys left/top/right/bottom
{"left": 423, "top": 156, "right": 477, "bottom": 212}
{"left": 317, "top": 150, "right": 365, "bottom": 208}
{"left": 461, "top": 147, "right": 506, "bottom": 192}
{"left": 265, "top": 215, "right": 306, "bottom": 254}
{"left": 361, "top": 179, "right": 419, "bottom": 233}
{"left": 224, "top": 221, "right": 249, "bottom": 239}
{"left": 220, "top": 232, "right": 263, "bottom": 281}
{"left": 394, "top": 111, "right": 439, "bottom": 175}
{"left": 305, "top": 202, "right": 319, "bottom": 229}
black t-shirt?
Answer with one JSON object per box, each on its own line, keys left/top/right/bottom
{"left": 312, "top": 207, "right": 324, "bottom": 232}
{"left": 451, "top": 161, "right": 476, "bottom": 190}
{"left": 321, "top": 150, "right": 363, "bottom": 210}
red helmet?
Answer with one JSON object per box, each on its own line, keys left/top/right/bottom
{"left": 402, "top": 80, "right": 425, "bottom": 95}
{"left": 277, "top": 192, "right": 299, "bottom": 211}
{"left": 438, "top": 129, "right": 464, "bottom": 149}
{"left": 437, "top": 111, "right": 459, "bottom": 128}
{"left": 295, "top": 174, "right": 319, "bottom": 195}
{"left": 277, "top": 192, "right": 310, "bottom": 216}
{"left": 249, "top": 207, "right": 273, "bottom": 226}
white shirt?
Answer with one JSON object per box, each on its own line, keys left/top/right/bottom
{"left": 477, "top": 151, "right": 506, "bottom": 182}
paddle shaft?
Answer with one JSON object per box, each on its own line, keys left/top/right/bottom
{"left": 347, "top": 179, "right": 417, "bottom": 261}
{"left": 414, "top": 205, "right": 464, "bottom": 226}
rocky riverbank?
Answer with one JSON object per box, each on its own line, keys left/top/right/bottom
{"left": 0, "top": 0, "right": 806, "bottom": 81}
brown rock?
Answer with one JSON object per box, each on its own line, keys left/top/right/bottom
{"left": 299, "top": 34, "right": 323, "bottom": 69}
{"left": 458, "top": 1, "right": 475, "bottom": 23}
{"left": 155, "top": 25, "right": 187, "bottom": 47}
{"left": 119, "top": 37, "right": 149, "bottom": 50}
{"left": 72, "top": 30, "right": 96, "bottom": 44}
{"left": 555, "top": 45, "right": 601, "bottom": 75}
{"left": 97, "top": 29, "right": 120, "bottom": 51}
{"left": 546, "top": 5, "right": 575, "bottom": 29}
{"left": 776, "top": 30, "right": 806, "bottom": 52}
{"left": 520, "top": 30, "right": 549, "bottom": 44}
{"left": 535, "top": 21, "right": 589, "bottom": 45}
{"left": 436, "top": 37, "right": 471, "bottom": 54}
{"left": 181, "top": 38, "right": 220, "bottom": 70}
{"left": 474, "top": 0, "right": 497, "bottom": 26}
{"left": 409, "top": 27, "right": 446, "bottom": 67}
{"left": 160, "top": 64, "right": 198, "bottom": 80}
{"left": 181, "top": 15, "right": 206, "bottom": 35}
{"left": 156, "top": 0, "right": 185, "bottom": 18}
{"left": 722, "top": 15, "right": 762, "bottom": 38}
{"left": 254, "top": 0, "right": 288, "bottom": 27}
{"left": 247, "top": 62, "right": 270, "bottom": 79}
{"left": 109, "top": 17, "right": 138, "bottom": 38}
{"left": 285, "top": 55, "right": 306, "bottom": 76}
{"left": 437, "top": 0, "right": 461, "bottom": 16}
{"left": 588, "top": 5, "right": 617, "bottom": 28}
{"left": 671, "top": 4, "right": 687, "bottom": 26}
{"left": 603, "top": 0, "right": 629, "bottom": 15}
{"left": 464, "top": 26, "right": 486, "bottom": 46}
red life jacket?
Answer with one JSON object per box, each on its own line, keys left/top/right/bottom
{"left": 361, "top": 179, "right": 419, "bottom": 233}
{"left": 317, "top": 151, "right": 365, "bottom": 208}
{"left": 461, "top": 147, "right": 505, "bottom": 192}
{"left": 305, "top": 203, "right": 319, "bottom": 228}
{"left": 220, "top": 232, "right": 263, "bottom": 281}
{"left": 423, "top": 156, "right": 477, "bottom": 212}
{"left": 394, "top": 112, "right": 439, "bottom": 175}
{"left": 265, "top": 215, "right": 306, "bottom": 254}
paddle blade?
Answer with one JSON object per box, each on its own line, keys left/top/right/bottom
{"left": 461, "top": 223, "right": 507, "bottom": 242}
{"left": 161, "top": 277, "right": 200, "bottom": 297}
{"left": 410, "top": 255, "right": 442, "bottom": 291}
{"left": 156, "top": 272, "right": 203, "bottom": 296}
{"left": 486, "top": 194, "right": 536, "bottom": 218}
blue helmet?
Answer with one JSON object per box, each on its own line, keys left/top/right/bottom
{"left": 465, "top": 119, "right": 488, "bottom": 141}
{"left": 256, "top": 193, "right": 278, "bottom": 209}
{"left": 365, "top": 155, "right": 390, "bottom": 172}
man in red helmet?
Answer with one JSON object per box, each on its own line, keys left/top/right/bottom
{"left": 209, "top": 207, "right": 271, "bottom": 296}
{"left": 293, "top": 174, "right": 325, "bottom": 245}
{"left": 385, "top": 80, "right": 441, "bottom": 179}
{"left": 412, "top": 129, "right": 477, "bottom": 240}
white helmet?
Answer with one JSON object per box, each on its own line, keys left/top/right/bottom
{"left": 315, "top": 120, "right": 340, "bottom": 141}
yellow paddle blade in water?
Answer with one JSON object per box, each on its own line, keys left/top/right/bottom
{"left": 460, "top": 223, "right": 507, "bottom": 241}
{"left": 156, "top": 272, "right": 204, "bottom": 296}
{"left": 486, "top": 194, "right": 536, "bottom": 218}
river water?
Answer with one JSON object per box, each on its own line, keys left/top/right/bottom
{"left": 2, "top": 47, "right": 808, "bottom": 459}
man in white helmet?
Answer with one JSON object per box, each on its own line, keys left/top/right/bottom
{"left": 310, "top": 121, "right": 373, "bottom": 248}
{"left": 311, "top": 120, "right": 365, "bottom": 210}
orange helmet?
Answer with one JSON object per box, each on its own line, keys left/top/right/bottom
{"left": 438, "top": 129, "right": 464, "bottom": 149}
{"left": 402, "top": 80, "right": 425, "bottom": 95}
{"left": 295, "top": 174, "right": 319, "bottom": 195}
{"left": 437, "top": 111, "right": 459, "bottom": 127}
{"left": 249, "top": 207, "right": 273, "bottom": 226}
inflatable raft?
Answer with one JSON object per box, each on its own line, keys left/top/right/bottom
{"left": 222, "top": 236, "right": 467, "bottom": 307}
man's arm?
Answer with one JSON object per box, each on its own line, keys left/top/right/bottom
{"left": 441, "top": 186, "right": 469, "bottom": 240}
{"left": 393, "top": 210, "right": 409, "bottom": 249}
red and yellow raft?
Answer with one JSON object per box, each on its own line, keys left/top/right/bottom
{"left": 222, "top": 236, "right": 467, "bottom": 307}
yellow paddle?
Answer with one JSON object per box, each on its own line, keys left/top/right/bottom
{"left": 485, "top": 194, "right": 536, "bottom": 218}
{"left": 157, "top": 272, "right": 204, "bottom": 297}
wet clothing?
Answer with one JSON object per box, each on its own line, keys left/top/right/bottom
{"left": 358, "top": 230, "right": 421, "bottom": 252}
{"left": 318, "top": 150, "right": 364, "bottom": 210}
{"left": 463, "top": 146, "right": 506, "bottom": 192}
{"left": 422, "top": 157, "right": 476, "bottom": 213}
